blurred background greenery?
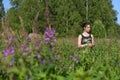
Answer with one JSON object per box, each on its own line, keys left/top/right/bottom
{"left": 0, "top": 0, "right": 120, "bottom": 38}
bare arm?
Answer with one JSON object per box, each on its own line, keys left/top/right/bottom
{"left": 89, "top": 34, "right": 95, "bottom": 47}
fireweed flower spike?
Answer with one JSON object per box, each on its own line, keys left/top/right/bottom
{"left": 3, "top": 45, "right": 14, "bottom": 60}
{"left": 44, "top": 27, "right": 56, "bottom": 47}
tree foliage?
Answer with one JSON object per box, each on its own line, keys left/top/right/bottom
{"left": 92, "top": 20, "right": 106, "bottom": 38}
{"left": 0, "top": 0, "right": 5, "bottom": 27}
{"left": 6, "top": 0, "right": 119, "bottom": 37}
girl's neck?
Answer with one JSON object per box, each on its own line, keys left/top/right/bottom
{"left": 82, "top": 31, "right": 89, "bottom": 36}
{"left": 83, "top": 31, "right": 89, "bottom": 34}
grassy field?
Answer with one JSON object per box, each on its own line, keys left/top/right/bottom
{"left": 0, "top": 29, "right": 120, "bottom": 80}
{"left": 57, "top": 37, "right": 120, "bottom": 48}
{"left": 55, "top": 37, "right": 120, "bottom": 79}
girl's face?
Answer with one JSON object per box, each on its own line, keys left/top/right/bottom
{"left": 84, "top": 24, "right": 91, "bottom": 33}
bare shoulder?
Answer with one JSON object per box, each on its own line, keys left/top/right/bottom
{"left": 78, "top": 34, "right": 82, "bottom": 38}
{"left": 91, "top": 34, "right": 94, "bottom": 38}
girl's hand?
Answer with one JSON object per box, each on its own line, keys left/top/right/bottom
{"left": 88, "top": 43, "right": 94, "bottom": 47}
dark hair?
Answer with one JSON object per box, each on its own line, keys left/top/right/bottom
{"left": 81, "top": 22, "right": 90, "bottom": 28}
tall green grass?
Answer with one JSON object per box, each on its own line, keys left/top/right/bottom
{"left": 0, "top": 28, "right": 120, "bottom": 80}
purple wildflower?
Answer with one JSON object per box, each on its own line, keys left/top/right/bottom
{"left": 26, "top": 37, "right": 31, "bottom": 42}
{"left": 3, "top": 46, "right": 14, "bottom": 55}
{"left": 3, "top": 45, "right": 14, "bottom": 60}
{"left": 36, "top": 54, "right": 41, "bottom": 58}
{"left": 20, "top": 43, "right": 31, "bottom": 54}
{"left": 70, "top": 54, "right": 79, "bottom": 63}
{"left": 22, "top": 47, "right": 31, "bottom": 54}
{"left": 9, "top": 36, "right": 14, "bottom": 42}
{"left": 45, "top": 37, "right": 50, "bottom": 42}
{"left": 40, "top": 59, "right": 46, "bottom": 64}
{"left": 25, "top": 47, "right": 30, "bottom": 52}
{"left": 3, "top": 50, "right": 8, "bottom": 57}
{"left": 21, "top": 43, "right": 25, "bottom": 47}
{"left": 44, "top": 27, "right": 56, "bottom": 46}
